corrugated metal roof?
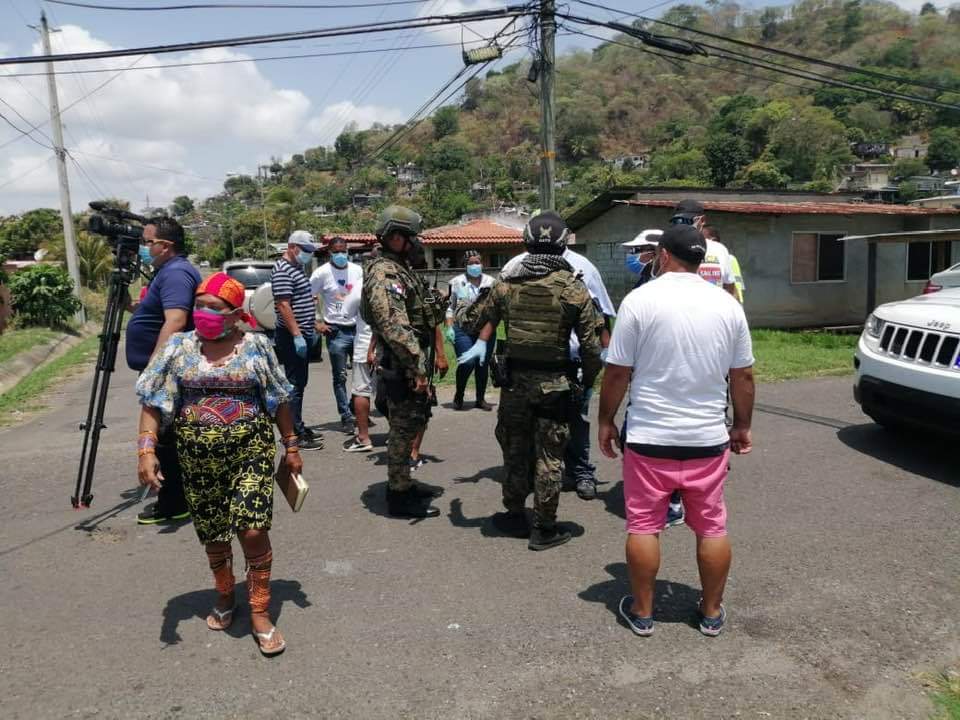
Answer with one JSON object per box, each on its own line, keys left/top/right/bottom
{"left": 421, "top": 218, "right": 523, "bottom": 246}
{"left": 617, "top": 199, "right": 960, "bottom": 216}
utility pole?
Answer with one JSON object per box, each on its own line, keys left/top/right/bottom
{"left": 39, "top": 13, "right": 84, "bottom": 323}
{"left": 538, "top": 0, "right": 557, "bottom": 212}
{"left": 258, "top": 164, "right": 270, "bottom": 258}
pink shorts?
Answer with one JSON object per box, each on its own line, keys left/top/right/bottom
{"left": 623, "top": 448, "right": 729, "bottom": 537}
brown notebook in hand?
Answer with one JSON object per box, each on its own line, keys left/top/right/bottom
{"left": 275, "top": 463, "right": 309, "bottom": 512}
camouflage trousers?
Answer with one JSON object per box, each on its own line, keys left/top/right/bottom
{"left": 495, "top": 371, "right": 571, "bottom": 529}
{"left": 385, "top": 391, "right": 431, "bottom": 492}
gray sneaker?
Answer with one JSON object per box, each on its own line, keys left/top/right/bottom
{"left": 575, "top": 479, "right": 597, "bottom": 500}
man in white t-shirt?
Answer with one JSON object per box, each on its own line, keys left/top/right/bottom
{"left": 597, "top": 224, "right": 755, "bottom": 639}
{"left": 500, "top": 246, "right": 616, "bottom": 500}
{"left": 310, "top": 236, "right": 364, "bottom": 429}
{"left": 670, "top": 199, "right": 737, "bottom": 299}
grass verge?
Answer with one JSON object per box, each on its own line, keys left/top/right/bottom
{"left": 752, "top": 329, "right": 858, "bottom": 383}
{"left": 0, "top": 327, "right": 60, "bottom": 366}
{"left": 0, "top": 334, "right": 99, "bottom": 426}
{"left": 923, "top": 669, "right": 960, "bottom": 720}
{"left": 436, "top": 328, "right": 858, "bottom": 386}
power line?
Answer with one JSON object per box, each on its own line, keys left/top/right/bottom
{"left": 561, "top": 13, "right": 960, "bottom": 111}
{"left": 571, "top": 0, "right": 960, "bottom": 95}
{"left": 47, "top": 0, "right": 433, "bottom": 9}
{"left": 68, "top": 149, "right": 221, "bottom": 180}
{"left": 363, "top": 16, "right": 525, "bottom": 163}
{"left": 0, "top": 156, "right": 54, "bottom": 191}
{"left": 0, "top": 6, "right": 533, "bottom": 66}
{"left": 563, "top": 26, "right": 815, "bottom": 93}
{"left": 361, "top": 30, "right": 516, "bottom": 167}
{"left": 0, "top": 36, "right": 512, "bottom": 78}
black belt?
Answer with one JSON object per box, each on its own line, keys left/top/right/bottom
{"left": 509, "top": 357, "right": 570, "bottom": 372}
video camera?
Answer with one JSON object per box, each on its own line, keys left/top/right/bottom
{"left": 87, "top": 201, "right": 147, "bottom": 266}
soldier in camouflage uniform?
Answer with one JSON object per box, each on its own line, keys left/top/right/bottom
{"left": 360, "top": 206, "right": 446, "bottom": 519}
{"left": 458, "top": 212, "right": 603, "bottom": 550}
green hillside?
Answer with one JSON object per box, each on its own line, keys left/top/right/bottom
{"left": 6, "top": 0, "right": 960, "bottom": 266}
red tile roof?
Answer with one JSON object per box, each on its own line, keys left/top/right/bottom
{"left": 617, "top": 199, "right": 960, "bottom": 216}
{"left": 318, "top": 233, "right": 375, "bottom": 246}
{"left": 421, "top": 218, "right": 524, "bottom": 246}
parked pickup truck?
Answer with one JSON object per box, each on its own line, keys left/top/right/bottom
{"left": 854, "top": 287, "right": 960, "bottom": 434}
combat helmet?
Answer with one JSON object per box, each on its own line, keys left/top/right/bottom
{"left": 523, "top": 210, "right": 569, "bottom": 254}
{"left": 375, "top": 205, "right": 422, "bottom": 242}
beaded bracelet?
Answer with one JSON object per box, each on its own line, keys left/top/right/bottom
{"left": 281, "top": 435, "right": 300, "bottom": 450}
{"left": 138, "top": 435, "right": 157, "bottom": 452}
{"left": 137, "top": 448, "right": 156, "bottom": 457}
{"left": 285, "top": 447, "right": 300, "bottom": 454}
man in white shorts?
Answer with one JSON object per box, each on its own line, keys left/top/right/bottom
{"left": 344, "top": 257, "right": 376, "bottom": 452}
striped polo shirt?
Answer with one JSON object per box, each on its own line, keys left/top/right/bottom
{"left": 271, "top": 257, "right": 315, "bottom": 337}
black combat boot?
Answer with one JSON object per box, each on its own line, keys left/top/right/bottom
{"left": 491, "top": 510, "right": 530, "bottom": 538}
{"left": 528, "top": 525, "right": 572, "bottom": 551}
{"left": 386, "top": 488, "right": 440, "bottom": 518}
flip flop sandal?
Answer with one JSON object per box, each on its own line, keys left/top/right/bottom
{"left": 206, "top": 603, "right": 236, "bottom": 631}
{"left": 253, "top": 626, "right": 286, "bottom": 657}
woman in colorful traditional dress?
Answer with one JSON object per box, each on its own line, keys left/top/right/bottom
{"left": 136, "top": 272, "right": 300, "bottom": 656}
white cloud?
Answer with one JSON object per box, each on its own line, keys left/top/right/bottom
{"left": 307, "top": 101, "right": 406, "bottom": 145}
{"left": 0, "top": 24, "right": 401, "bottom": 213}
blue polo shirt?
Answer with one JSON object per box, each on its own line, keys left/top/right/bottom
{"left": 125, "top": 255, "right": 201, "bottom": 372}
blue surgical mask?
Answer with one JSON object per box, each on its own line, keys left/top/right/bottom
{"left": 331, "top": 252, "right": 349, "bottom": 269}
{"left": 466, "top": 264, "right": 482, "bottom": 278}
{"left": 297, "top": 250, "right": 313, "bottom": 266}
{"left": 625, "top": 254, "right": 646, "bottom": 275}
{"left": 139, "top": 245, "right": 154, "bottom": 266}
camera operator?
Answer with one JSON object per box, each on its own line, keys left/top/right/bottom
{"left": 125, "top": 216, "right": 201, "bottom": 525}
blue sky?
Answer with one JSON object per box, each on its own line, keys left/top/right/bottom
{"left": 0, "top": 0, "right": 924, "bottom": 214}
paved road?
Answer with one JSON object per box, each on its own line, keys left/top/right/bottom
{"left": 0, "top": 363, "right": 956, "bottom": 719}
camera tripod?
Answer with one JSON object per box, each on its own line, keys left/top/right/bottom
{"left": 72, "top": 246, "right": 144, "bottom": 509}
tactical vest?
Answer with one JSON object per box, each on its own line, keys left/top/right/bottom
{"left": 503, "top": 270, "right": 576, "bottom": 366}
{"left": 361, "top": 256, "right": 443, "bottom": 343}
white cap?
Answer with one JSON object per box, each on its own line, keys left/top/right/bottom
{"left": 288, "top": 230, "right": 318, "bottom": 252}
{"left": 622, "top": 229, "right": 663, "bottom": 248}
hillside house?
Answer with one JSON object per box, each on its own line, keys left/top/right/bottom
{"left": 891, "top": 134, "right": 929, "bottom": 160}
{"left": 568, "top": 193, "right": 959, "bottom": 327}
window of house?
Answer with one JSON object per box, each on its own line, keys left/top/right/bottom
{"left": 907, "top": 241, "right": 954, "bottom": 281}
{"left": 791, "top": 233, "right": 846, "bottom": 283}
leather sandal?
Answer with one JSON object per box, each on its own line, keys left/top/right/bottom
{"left": 252, "top": 624, "right": 286, "bottom": 657}
{"left": 206, "top": 601, "right": 236, "bottom": 631}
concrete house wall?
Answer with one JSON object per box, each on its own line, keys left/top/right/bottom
{"left": 577, "top": 204, "right": 958, "bottom": 327}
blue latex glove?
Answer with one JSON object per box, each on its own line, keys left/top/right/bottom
{"left": 443, "top": 325, "right": 455, "bottom": 344}
{"left": 600, "top": 347, "right": 608, "bottom": 363}
{"left": 457, "top": 338, "right": 487, "bottom": 365}
{"left": 294, "top": 334, "right": 308, "bottom": 359}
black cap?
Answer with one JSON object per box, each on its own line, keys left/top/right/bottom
{"left": 674, "top": 199, "right": 705, "bottom": 216}
{"left": 659, "top": 224, "right": 707, "bottom": 265}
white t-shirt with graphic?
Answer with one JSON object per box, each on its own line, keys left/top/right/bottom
{"left": 310, "top": 261, "right": 363, "bottom": 326}
{"left": 697, "top": 239, "right": 736, "bottom": 289}
{"left": 607, "top": 271, "right": 754, "bottom": 448}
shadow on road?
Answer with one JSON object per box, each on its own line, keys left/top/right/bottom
{"left": 579, "top": 563, "right": 701, "bottom": 628}
{"left": 447, "top": 498, "right": 585, "bottom": 540}
{"left": 452, "top": 465, "right": 501, "bottom": 484}
{"left": 160, "top": 579, "right": 310, "bottom": 646}
{"left": 360, "top": 481, "right": 445, "bottom": 521}
{"left": 601, "top": 480, "right": 625, "bottom": 520}
{"left": 836, "top": 423, "right": 958, "bottom": 487}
